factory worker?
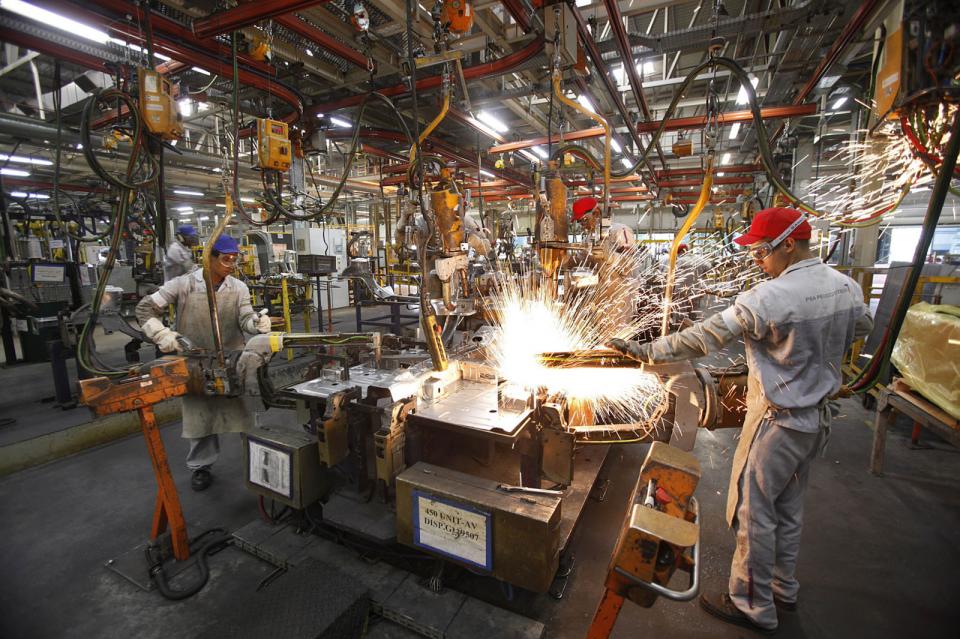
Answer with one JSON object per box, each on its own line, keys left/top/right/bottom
{"left": 163, "top": 224, "right": 199, "bottom": 281}
{"left": 136, "top": 234, "right": 272, "bottom": 491}
{"left": 608, "top": 208, "right": 872, "bottom": 633}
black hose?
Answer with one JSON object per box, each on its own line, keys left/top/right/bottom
{"left": 145, "top": 529, "right": 233, "bottom": 601}
{"left": 80, "top": 90, "right": 159, "bottom": 191}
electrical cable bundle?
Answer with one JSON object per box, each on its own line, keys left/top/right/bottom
{"left": 76, "top": 87, "right": 159, "bottom": 377}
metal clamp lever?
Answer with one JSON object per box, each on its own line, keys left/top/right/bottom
{"left": 496, "top": 484, "right": 564, "bottom": 496}
{"left": 614, "top": 497, "right": 701, "bottom": 602}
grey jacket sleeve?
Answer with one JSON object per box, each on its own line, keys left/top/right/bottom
{"left": 134, "top": 277, "right": 182, "bottom": 325}
{"left": 646, "top": 311, "right": 743, "bottom": 363}
{"left": 236, "top": 280, "right": 258, "bottom": 334}
{"left": 854, "top": 306, "right": 873, "bottom": 341}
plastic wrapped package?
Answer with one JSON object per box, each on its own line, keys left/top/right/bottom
{"left": 890, "top": 303, "right": 960, "bottom": 421}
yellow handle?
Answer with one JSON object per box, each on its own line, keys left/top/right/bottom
{"left": 409, "top": 91, "right": 450, "bottom": 166}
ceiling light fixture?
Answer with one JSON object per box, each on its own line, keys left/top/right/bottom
{"left": 519, "top": 150, "right": 540, "bottom": 163}
{"left": 610, "top": 138, "right": 622, "bottom": 153}
{"left": 329, "top": 116, "right": 351, "bottom": 128}
{"left": 620, "top": 157, "right": 632, "bottom": 169}
{"left": 9, "top": 191, "right": 49, "bottom": 199}
{"left": 1, "top": 0, "right": 110, "bottom": 43}
{"left": 476, "top": 110, "right": 509, "bottom": 133}
{"left": 0, "top": 168, "right": 30, "bottom": 177}
{"left": 533, "top": 146, "right": 548, "bottom": 159}
{"left": 721, "top": 152, "right": 731, "bottom": 165}
{"left": 0, "top": 153, "right": 52, "bottom": 166}
{"left": 736, "top": 76, "right": 760, "bottom": 105}
{"left": 831, "top": 96, "right": 849, "bottom": 111}
{"left": 173, "top": 189, "right": 204, "bottom": 196}
{"left": 175, "top": 206, "right": 193, "bottom": 211}
{"left": 577, "top": 94, "right": 596, "bottom": 113}
{"left": 178, "top": 98, "right": 192, "bottom": 117}
{"left": 728, "top": 122, "right": 741, "bottom": 140}
{"left": 191, "top": 67, "right": 210, "bottom": 76}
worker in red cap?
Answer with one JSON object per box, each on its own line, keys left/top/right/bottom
{"left": 571, "top": 196, "right": 598, "bottom": 234}
{"left": 136, "top": 233, "right": 272, "bottom": 491}
{"left": 609, "top": 207, "right": 873, "bottom": 633}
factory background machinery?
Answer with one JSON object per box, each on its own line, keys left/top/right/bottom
{"left": 0, "top": 0, "right": 959, "bottom": 637}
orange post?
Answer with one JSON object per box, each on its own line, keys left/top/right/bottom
{"left": 139, "top": 405, "right": 190, "bottom": 561}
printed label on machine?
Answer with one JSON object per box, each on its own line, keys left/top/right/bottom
{"left": 412, "top": 490, "right": 492, "bottom": 571}
{"left": 248, "top": 439, "right": 292, "bottom": 498}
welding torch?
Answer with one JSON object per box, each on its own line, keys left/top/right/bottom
{"left": 537, "top": 349, "right": 644, "bottom": 368}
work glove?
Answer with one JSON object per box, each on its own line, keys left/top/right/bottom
{"left": 255, "top": 312, "right": 272, "bottom": 334}
{"left": 606, "top": 338, "right": 651, "bottom": 363}
{"left": 141, "top": 317, "right": 182, "bottom": 353}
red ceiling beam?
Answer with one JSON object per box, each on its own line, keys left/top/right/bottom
{"left": 636, "top": 104, "right": 818, "bottom": 134}
{"left": 193, "top": 0, "right": 333, "bottom": 39}
{"left": 74, "top": 0, "right": 273, "bottom": 75}
{"left": 656, "top": 164, "right": 760, "bottom": 177}
{"left": 659, "top": 176, "right": 753, "bottom": 188}
{"left": 489, "top": 127, "right": 606, "bottom": 154}
{"left": 313, "top": 39, "right": 544, "bottom": 113}
{"left": 273, "top": 14, "right": 368, "bottom": 69}
{"left": 793, "top": 0, "right": 884, "bottom": 106}
{"left": 362, "top": 144, "right": 406, "bottom": 162}
{"left": 500, "top": 0, "right": 532, "bottom": 33}
{"left": 0, "top": 27, "right": 110, "bottom": 73}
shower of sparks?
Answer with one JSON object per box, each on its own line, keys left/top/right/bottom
{"left": 485, "top": 246, "right": 673, "bottom": 432}
{"left": 799, "top": 104, "right": 960, "bottom": 225}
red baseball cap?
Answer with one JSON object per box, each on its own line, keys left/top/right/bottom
{"left": 572, "top": 196, "right": 598, "bottom": 221}
{"left": 734, "top": 207, "right": 811, "bottom": 246}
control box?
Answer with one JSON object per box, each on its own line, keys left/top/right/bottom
{"left": 137, "top": 68, "right": 183, "bottom": 141}
{"left": 256, "top": 118, "right": 292, "bottom": 171}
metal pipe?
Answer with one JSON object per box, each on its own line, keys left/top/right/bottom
{"left": 661, "top": 155, "right": 714, "bottom": 336}
{"left": 201, "top": 194, "right": 235, "bottom": 368}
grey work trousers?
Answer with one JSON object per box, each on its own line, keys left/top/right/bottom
{"left": 729, "top": 419, "right": 824, "bottom": 630}
{"left": 186, "top": 434, "right": 221, "bottom": 470}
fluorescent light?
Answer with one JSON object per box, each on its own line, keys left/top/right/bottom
{"left": 831, "top": 96, "right": 848, "bottom": 111}
{"left": 191, "top": 66, "right": 210, "bottom": 76}
{"left": 577, "top": 94, "right": 596, "bottom": 113}
{"left": 215, "top": 203, "right": 227, "bottom": 208}
{"left": 240, "top": 197, "right": 256, "bottom": 203}
{"left": 721, "top": 152, "right": 731, "bottom": 165}
{"left": 533, "top": 146, "right": 549, "bottom": 159}
{"left": 175, "top": 206, "right": 193, "bottom": 211}
{"left": 575, "top": 0, "right": 590, "bottom": 6}
{"left": 173, "top": 189, "right": 204, "bottom": 196}
{"left": 0, "top": 168, "right": 29, "bottom": 177}
{"left": 198, "top": 102, "right": 209, "bottom": 112}
{"left": 480, "top": 169, "right": 495, "bottom": 178}
{"left": 519, "top": 150, "right": 540, "bottom": 163}
{"left": 315, "top": 112, "right": 324, "bottom": 118}
{"left": 717, "top": 172, "right": 726, "bottom": 177}
{"left": 212, "top": 167, "right": 222, "bottom": 173}
{"left": 637, "top": 61, "right": 655, "bottom": 75}
{"left": 0, "top": 153, "right": 52, "bottom": 166}
{"left": 476, "top": 110, "right": 509, "bottom": 133}
{"left": 178, "top": 98, "right": 192, "bottom": 117}
{"left": 610, "top": 138, "right": 622, "bottom": 153}
{"left": 736, "top": 76, "right": 760, "bottom": 105}
{"left": 198, "top": 216, "right": 210, "bottom": 221}
{"left": 75, "top": 143, "right": 83, "bottom": 150}
{"left": 9, "top": 191, "right": 49, "bottom": 199}
{"left": 2, "top": 0, "right": 110, "bottom": 43}
{"left": 614, "top": 64, "right": 626, "bottom": 87}
{"left": 728, "top": 122, "right": 741, "bottom": 140}
{"left": 620, "top": 157, "right": 632, "bottom": 169}
{"left": 330, "top": 116, "right": 351, "bottom": 128}
{"left": 179, "top": 211, "right": 194, "bottom": 217}
{"left": 108, "top": 37, "right": 170, "bottom": 61}
{"left": 305, "top": 49, "right": 314, "bottom": 57}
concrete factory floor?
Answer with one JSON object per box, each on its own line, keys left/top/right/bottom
{"left": 1, "top": 386, "right": 958, "bottom": 638}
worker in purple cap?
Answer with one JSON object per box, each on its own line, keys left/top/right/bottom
{"left": 136, "top": 233, "right": 272, "bottom": 491}
{"left": 608, "top": 207, "right": 873, "bottom": 633}
{"left": 163, "top": 224, "right": 199, "bottom": 281}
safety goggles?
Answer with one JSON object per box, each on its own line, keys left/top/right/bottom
{"left": 217, "top": 254, "right": 239, "bottom": 266}
{"left": 745, "top": 213, "right": 807, "bottom": 261}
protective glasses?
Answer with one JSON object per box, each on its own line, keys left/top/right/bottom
{"left": 745, "top": 213, "right": 807, "bottom": 261}
{"left": 217, "top": 254, "right": 239, "bottom": 266}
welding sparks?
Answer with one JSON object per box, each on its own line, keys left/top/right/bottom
{"left": 485, "top": 248, "right": 671, "bottom": 431}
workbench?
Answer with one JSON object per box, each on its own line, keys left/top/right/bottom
{"left": 870, "top": 379, "right": 960, "bottom": 475}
